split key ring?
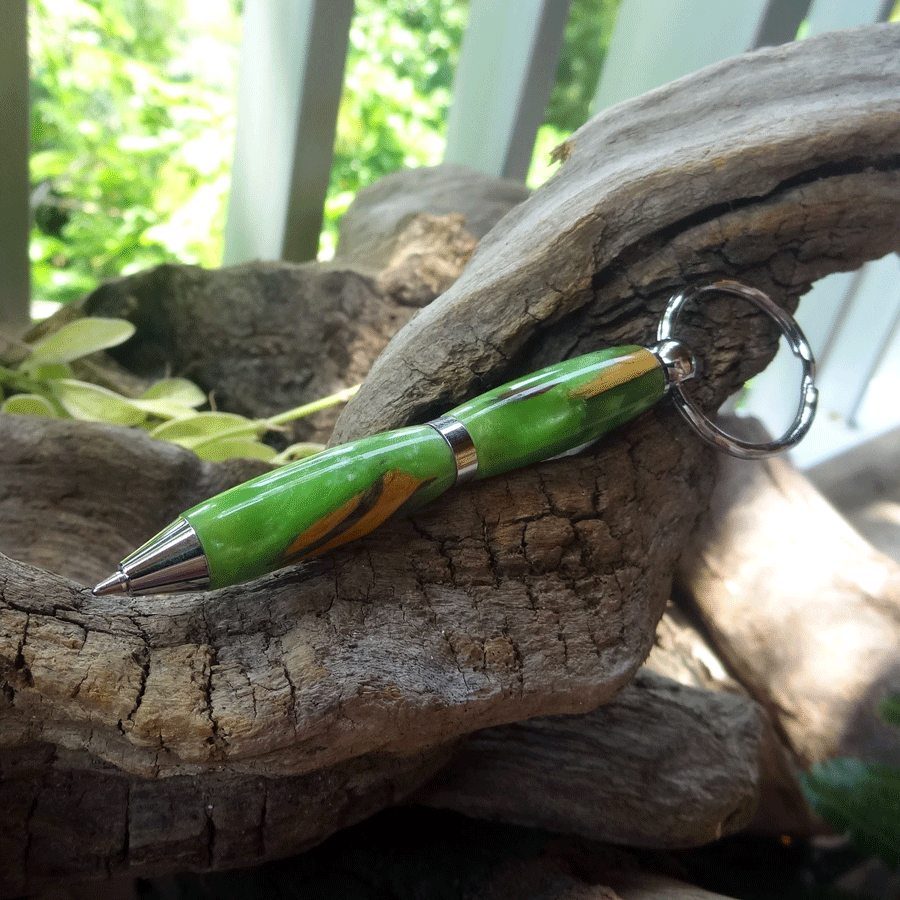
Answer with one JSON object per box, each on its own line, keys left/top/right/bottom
{"left": 652, "top": 280, "right": 819, "bottom": 460}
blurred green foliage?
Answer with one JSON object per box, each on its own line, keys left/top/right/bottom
{"left": 30, "top": 0, "right": 620, "bottom": 305}
{"left": 322, "top": 0, "right": 469, "bottom": 254}
{"left": 801, "top": 695, "right": 900, "bottom": 870}
{"left": 30, "top": 0, "right": 241, "bottom": 307}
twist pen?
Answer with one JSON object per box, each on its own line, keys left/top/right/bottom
{"left": 93, "top": 281, "right": 818, "bottom": 597}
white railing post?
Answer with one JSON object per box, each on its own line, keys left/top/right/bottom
{"left": 590, "top": 0, "right": 771, "bottom": 114}
{"left": 804, "top": 0, "right": 891, "bottom": 31}
{"left": 751, "top": 0, "right": 812, "bottom": 46}
{"left": 443, "top": 0, "right": 571, "bottom": 181}
{"left": 223, "top": 0, "right": 353, "bottom": 266}
{"left": 0, "top": 0, "right": 31, "bottom": 335}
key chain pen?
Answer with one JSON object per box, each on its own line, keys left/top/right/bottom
{"left": 93, "top": 280, "right": 818, "bottom": 597}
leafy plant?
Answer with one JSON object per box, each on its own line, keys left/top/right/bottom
{"left": 30, "top": 0, "right": 622, "bottom": 288}
{"left": 801, "top": 696, "right": 900, "bottom": 869}
{"left": 0, "top": 317, "right": 357, "bottom": 463}
{"left": 30, "top": 0, "right": 241, "bottom": 306}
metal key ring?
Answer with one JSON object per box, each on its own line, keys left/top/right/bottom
{"left": 654, "top": 280, "right": 819, "bottom": 460}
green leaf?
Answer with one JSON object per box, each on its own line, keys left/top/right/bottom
{"left": 28, "top": 362, "right": 73, "bottom": 380}
{"left": 131, "top": 398, "right": 204, "bottom": 420}
{"left": 1, "top": 393, "right": 60, "bottom": 417}
{"left": 193, "top": 438, "right": 277, "bottom": 463}
{"left": 141, "top": 377, "right": 207, "bottom": 408}
{"left": 26, "top": 318, "right": 136, "bottom": 366}
{"left": 879, "top": 695, "right": 900, "bottom": 729}
{"left": 148, "top": 412, "right": 258, "bottom": 446}
{"left": 801, "top": 758, "right": 900, "bottom": 868}
{"left": 50, "top": 379, "right": 147, "bottom": 426}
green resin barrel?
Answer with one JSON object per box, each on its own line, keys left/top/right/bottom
{"left": 181, "top": 345, "right": 666, "bottom": 589}
{"left": 183, "top": 425, "right": 457, "bottom": 589}
{"left": 449, "top": 345, "right": 665, "bottom": 478}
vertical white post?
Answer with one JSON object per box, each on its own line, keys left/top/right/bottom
{"left": 741, "top": 0, "right": 899, "bottom": 467}
{"left": 804, "top": 0, "right": 889, "bottom": 31}
{"left": 0, "top": 0, "right": 31, "bottom": 335}
{"left": 590, "top": 0, "right": 770, "bottom": 113}
{"left": 752, "top": 0, "right": 812, "bottom": 46}
{"left": 223, "top": 0, "right": 353, "bottom": 266}
{"left": 443, "top": 0, "right": 571, "bottom": 181}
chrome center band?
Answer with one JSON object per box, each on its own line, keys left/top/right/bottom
{"left": 427, "top": 415, "right": 479, "bottom": 483}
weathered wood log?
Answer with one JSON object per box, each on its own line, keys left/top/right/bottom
{"left": 417, "top": 669, "right": 763, "bottom": 848}
{"left": 465, "top": 861, "right": 742, "bottom": 900}
{"left": 334, "top": 163, "right": 530, "bottom": 267}
{"left": 648, "top": 604, "right": 824, "bottom": 837}
{"left": 77, "top": 224, "right": 473, "bottom": 446}
{"left": 0, "top": 410, "right": 714, "bottom": 894}
{"left": 600, "top": 873, "right": 740, "bottom": 900}
{"left": 0, "top": 408, "right": 716, "bottom": 767}
{"left": 331, "top": 24, "right": 900, "bottom": 443}
{"left": 1, "top": 22, "right": 899, "bottom": 893}
{"left": 143, "top": 806, "right": 745, "bottom": 900}
{"left": 678, "top": 416, "right": 900, "bottom": 768}
{"left": 53, "top": 167, "right": 521, "bottom": 446}
{"left": 0, "top": 741, "right": 454, "bottom": 893}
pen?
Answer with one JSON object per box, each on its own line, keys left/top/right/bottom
{"left": 92, "top": 281, "right": 817, "bottom": 597}
{"left": 93, "top": 344, "right": 668, "bottom": 596}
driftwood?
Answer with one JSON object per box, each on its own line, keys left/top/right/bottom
{"left": 334, "top": 162, "right": 531, "bottom": 267}
{"left": 647, "top": 605, "right": 822, "bottom": 837}
{"left": 147, "top": 805, "right": 743, "bottom": 900}
{"left": 1, "top": 23, "right": 899, "bottom": 895}
{"left": 79, "top": 213, "right": 480, "bottom": 446}
{"left": 416, "top": 668, "right": 763, "bottom": 847}
{"left": 678, "top": 417, "right": 900, "bottom": 767}
{"left": 331, "top": 24, "right": 900, "bottom": 443}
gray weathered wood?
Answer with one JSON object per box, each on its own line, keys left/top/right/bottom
{"left": 0, "top": 412, "right": 712, "bottom": 783}
{"left": 418, "top": 669, "right": 763, "bottom": 848}
{"left": 647, "top": 605, "right": 823, "bottom": 836}
{"left": 334, "top": 164, "right": 530, "bottom": 267}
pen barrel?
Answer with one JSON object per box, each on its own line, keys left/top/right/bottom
{"left": 448, "top": 345, "right": 666, "bottom": 479}
{"left": 183, "top": 424, "right": 457, "bottom": 589}
{"left": 181, "top": 346, "right": 665, "bottom": 591}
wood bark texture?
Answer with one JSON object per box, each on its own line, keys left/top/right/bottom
{"left": 78, "top": 212, "right": 479, "bottom": 446}
{"left": 334, "top": 163, "right": 531, "bottom": 268}
{"left": 0, "top": 22, "right": 898, "bottom": 895}
{"left": 646, "top": 605, "right": 822, "bottom": 837}
{"left": 135, "top": 805, "right": 747, "bottom": 900}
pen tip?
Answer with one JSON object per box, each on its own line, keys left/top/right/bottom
{"left": 92, "top": 570, "right": 130, "bottom": 597}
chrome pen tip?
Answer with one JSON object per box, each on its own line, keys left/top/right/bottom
{"left": 92, "top": 570, "right": 131, "bottom": 597}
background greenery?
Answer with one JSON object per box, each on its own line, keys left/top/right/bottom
{"left": 29, "top": 0, "right": 620, "bottom": 310}
{"left": 30, "top": 0, "right": 241, "bottom": 306}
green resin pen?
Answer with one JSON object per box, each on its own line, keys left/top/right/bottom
{"left": 93, "top": 281, "right": 818, "bottom": 597}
